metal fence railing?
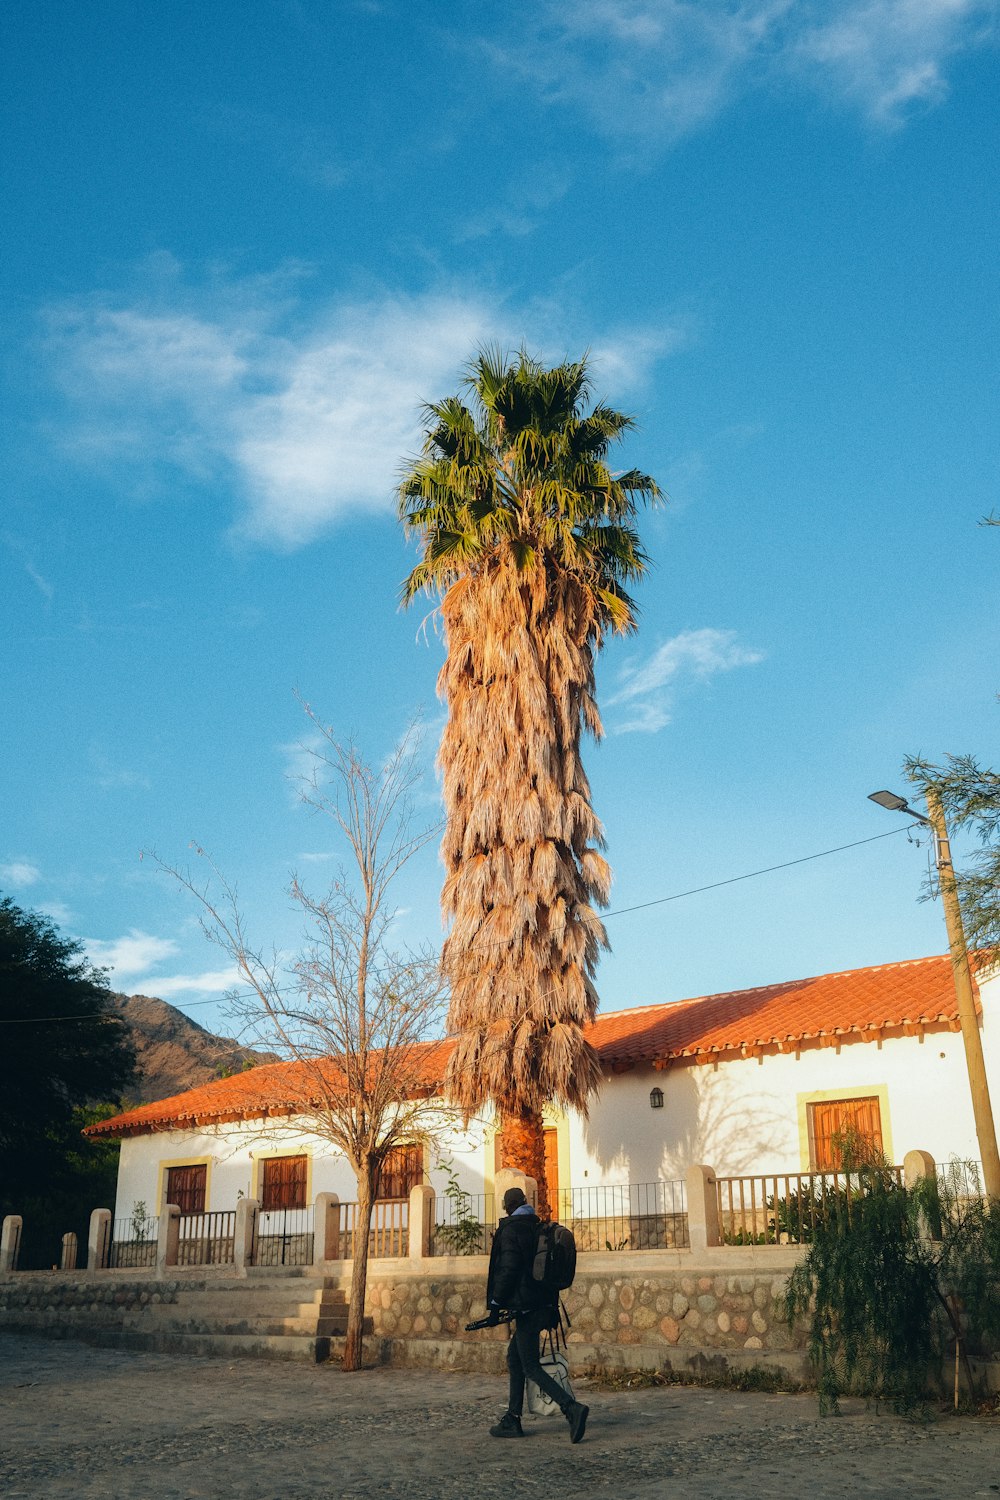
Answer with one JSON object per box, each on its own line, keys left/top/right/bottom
{"left": 339, "top": 1199, "right": 409, "bottom": 1259}
{"left": 430, "top": 1193, "right": 496, "bottom": 1256}
{"left": 177, "top": 1210, "right": 236, "bottom": 1266}
{"left": 256, "top": 1205, "right": 315, "bottom": 1267}
{"left": 555, "top": 1182, "right": 689, "bottom": 1252}
{"left": 109, "top": 1216, "right": 159, "bottom": 1268}
{"left": 936, "top": 1158, "right": 987, "bottom": 1206}
{"left": 716, "top": 1166, "right": 905, "bottom": 1246}
{"left": 427, "top": 1182, "right": 690, "bottom": 1256}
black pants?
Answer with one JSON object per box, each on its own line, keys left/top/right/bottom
{"left": 506, "top": 1307, "right": 570, "bottom": 1418}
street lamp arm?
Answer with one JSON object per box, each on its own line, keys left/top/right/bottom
{"left": 867, "top": 790, "right": 931, "bottom": 826}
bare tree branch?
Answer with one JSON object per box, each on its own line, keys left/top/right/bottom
{"left": 150, "top": 711, "right": 448, "bottom": 1370}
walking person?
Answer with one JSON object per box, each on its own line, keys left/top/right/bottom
{"left": 485, "top": 1186, "right": 589, "bottom": 1443}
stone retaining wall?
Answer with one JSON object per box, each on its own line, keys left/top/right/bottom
{"left": 351, "top": 1249, "right": 809, "bottom": 1382}
{"left": 0, "top": 1251, "right": 810, "bottom": 1381}
{"left": 0, "top": 1273, "right": 172, "bottom": 1339}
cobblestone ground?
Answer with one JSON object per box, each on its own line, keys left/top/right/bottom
{"left": 3, "top": 1333, "right": 1000, "bottom": 1500}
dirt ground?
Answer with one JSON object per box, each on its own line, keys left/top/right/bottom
{"left": 2, "top": 1333, "right": 1000, "bottom": 1500}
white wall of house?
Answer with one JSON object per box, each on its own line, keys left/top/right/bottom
{"left": 113, "top": 970, "right": 1000, "bottom": 1220}
{"left": 571, "top": 969, "right": 1000, "bottom": 1185}
{"left": 113, "top": 1111, "right": 494, "bottom": 1223}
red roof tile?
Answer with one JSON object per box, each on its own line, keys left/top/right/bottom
{"left": 85, "top": 1040, "right": 455, "bottom": 1139}
{"left": 588, "top": 953, "right": 973, "bottom": 1069}
{"left": 87, "top": 954, "right": 972, "bottom": 1137}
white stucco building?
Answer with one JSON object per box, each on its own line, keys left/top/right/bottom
{"left": 87, "top": 953, "right": 999, "bottom": 1225}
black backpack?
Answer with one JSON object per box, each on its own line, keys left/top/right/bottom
{"left": 531, "top": 1220, "right": 577, "bottom": 1295}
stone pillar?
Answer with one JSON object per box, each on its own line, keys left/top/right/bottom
{"left": 1, "top": 1215, "right": 23, "bottom": 1273}
{"left": 234, "top": 1197, "right": 259, "bottom": 1273}
{"left": 88, "top": 1209, "right": 112, "bottom": 1271}
{"left": 494, "top": 1168, "right": 535, "bottom": 1215}
{"left": 61, "top": 1232, "right": 78, "bottom": 1271}
{"left": 903, "top": 1149, "right": 936, "bottom": 1188}
{"left": 408, "top": 1184, "right": 436, "bottom": 1261}
{"left": 313, "top": 1193, "right": 341, "bottom": 1263}
{"left": 156, "top": 1204, "right": 181, "bottom": 1275}
{"left": 904, "top": 1149, "right": 941, "bottom": 1240}
{"left": 685, "top": 1164, "right": 720, "bottom": 1252}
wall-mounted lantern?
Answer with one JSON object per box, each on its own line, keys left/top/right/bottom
{"left": 649, "top": 1087, "right": 664, "bottom": 1110}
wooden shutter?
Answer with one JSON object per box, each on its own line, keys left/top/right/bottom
{"left": 261, "top": 1155, "right": 307, "bottom": 1211}
{"left": 543, "top": 1128, "right": 559, "bottom": 1217}
{"left": 810, "top": 1096, "right": 883, "bottom": 1170}
{"left": 166, "top": 1164, "right": 207, "bottom": 1215}
{"left": 378, "top": 1145, "right": 424, "bottom": 1200}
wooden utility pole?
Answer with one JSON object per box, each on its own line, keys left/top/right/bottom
{"left": 925, "top": 785, "right": 1000, "bottom": 1200}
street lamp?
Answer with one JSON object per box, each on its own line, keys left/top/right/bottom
{"left": 869, "top": 787, "right": 1000, "bottom": 1198}
{"left": 868, "top": 789, "right": 928, "bottom": 821}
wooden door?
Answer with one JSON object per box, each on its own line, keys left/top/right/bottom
{"left": 543, "top": 1128, "right": 559, "bottom": 1218}
{"left": 165, "top": 1164, "right": 206, "bottom": 1215}
{"left": 261, "top": 1155, "right": 307, "bottom": 1210}
{"left": 378, "top": 1144, "right": 424, "bottom": 1200}
{"left": 810, "top": 1096, "right": 882, "bottom": 1170}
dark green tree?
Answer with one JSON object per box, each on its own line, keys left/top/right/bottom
{"left": 0, "top": 897, "right": 135, "bottom": 1266}
{"left": 787, "top": 1156, "right": 1000, "bottom": 1415}
{"left": 904, "top": 754, "right": 1000, "bottom": 952}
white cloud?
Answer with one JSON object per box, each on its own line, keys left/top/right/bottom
{"left": 2, "top": 534, "right": 54, "bottom": 602}
{"left": 279, "top": 730, "right": 327, "bottom": 803}
{"left": 496, "top": 0, "right": 995, "bottom": 141}
{"left": 610, "top": 627, "right": 764, "bottom": 733}
{"left": 84, "top": 929, "right": 180, "bottom": 979}
{"left": 143, "top": 967, "right": 241, "bottom": 999}
{"left": 46, "top": 286, "right": 496, "bottom": 548}
{"left": 44, "top": 275, "right": 683, "bottom": 549}
{"left": 0, "top": 861, "right": 42, "bottom": 887}
{"left": 789, "top": 0, "right": 993, "bottom": 122}
{"left": 42, "top": 900, "right": 76, "bottom": 927}
{"left": 89, "top": 746, "right": 151, "bottom": 792}
{"left": 233, "top": 297, "right": 490, "bottom": 545}
{"left": 456, "top": 162, "right": 572, "bottom": 241}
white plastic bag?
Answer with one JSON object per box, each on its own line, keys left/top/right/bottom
{"left": 526, "top": 1348, "right": 574, "bottom": 1415}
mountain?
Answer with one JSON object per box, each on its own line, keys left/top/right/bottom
{"left": 112, "top": 993, "right": 279, "bottom": 1106}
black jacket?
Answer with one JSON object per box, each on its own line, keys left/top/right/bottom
{"left": 486, "top": 1210, "right": 546, "bottom": 1314}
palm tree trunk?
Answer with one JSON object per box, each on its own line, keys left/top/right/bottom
{"left": 497, "top": 1109, "right": 550, "bottom": 1219}
{"left": 343, "top": 1168, "right": 375, "bottom": 1371}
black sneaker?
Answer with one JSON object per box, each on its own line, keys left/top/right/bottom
{"left": 566, "top": 1400, "right": 589, "bottom": 1444}
{"left": 489, "top": 1412, "right": 524, "bottom": 1438}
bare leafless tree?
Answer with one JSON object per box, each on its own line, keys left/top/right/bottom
{"left": 154, "top": 711, "right": 448, "bottom": 1370}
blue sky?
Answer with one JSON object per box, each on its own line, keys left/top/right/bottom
{"left": 2, "top": 0, "right": 998, "bottom": 1035}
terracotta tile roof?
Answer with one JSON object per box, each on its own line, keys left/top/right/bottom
{"left": 88, "top": 954, "right": 972, "bottom": 1138}
{"left": 589, "top": 953, "right": 973, "bottom": 1069}
{"left": 85, "top": 1039, "right": 455, "bottom": 1139}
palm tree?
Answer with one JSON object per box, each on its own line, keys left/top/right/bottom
{"left": 399, "top": 349, "right": 659, "bottom": 1214}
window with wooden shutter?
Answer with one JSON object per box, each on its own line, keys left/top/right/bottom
{"left": 543, "top": 1127, "right": 559, "bottom": 1216}
{"left": 809, "top": 1096, "right": 883, "bottom": 1171}
{"left": 166, "top": 1164, "right": 207, "bottom": 1215}
{"left": 377, "top": 1144, "right": 424, "bottom": 1200}
{"left": 261, "top": 1155, "right": 308, "bottom": 1211}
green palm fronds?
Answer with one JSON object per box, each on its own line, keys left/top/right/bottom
{"left": 399, "top": 349, "right": 660, "bottom": 623}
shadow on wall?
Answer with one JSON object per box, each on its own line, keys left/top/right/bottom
{"left": 584, "top": 1063, "right": 792, "bottom": 1183}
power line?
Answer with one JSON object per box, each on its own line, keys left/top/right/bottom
{"left": 603, "top": 823, "right": 919, "bottom": 919}
{"left": 1, "top": 822, "right": 920, "bottom": 1026}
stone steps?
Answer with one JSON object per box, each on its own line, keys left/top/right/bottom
{"left": 109, "top": 1275, "right": 354, "bottom": 1361}
{"left": 110, "top": 1329, "right": 330, "bottom": 1362}
{"left": 0, "top": 1272, "right": 373, "bottom": 1364}
{"left": 121, "top": 1311, "right": 348, "bottom": 1337}
{"left": 150, "top": 1291, "right": 328, "bottom": 1318}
